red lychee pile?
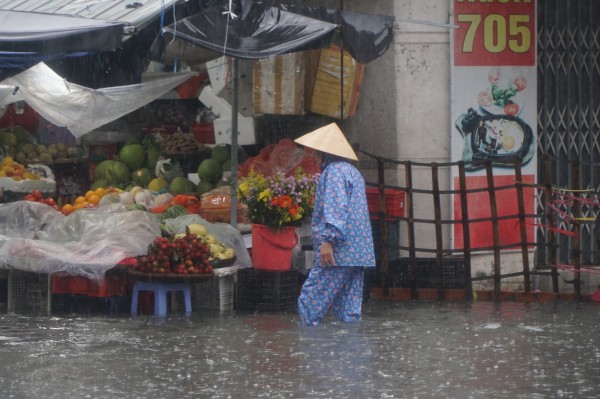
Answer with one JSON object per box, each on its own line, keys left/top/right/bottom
{"left": 134, "top": 235, "right": 214, "bottom": 275}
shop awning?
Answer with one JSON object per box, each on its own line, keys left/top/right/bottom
{"left": 0, "top": 0, "right": 183, "bottom": 72}
{"left": 154, "top": 0, "right": 395, "bottom": 63}
{"left": 0, "top": 10, "right": 125, "bottom": 54}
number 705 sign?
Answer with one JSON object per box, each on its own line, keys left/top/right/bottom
{"left": 454, "top": 1, "right": 536, "bottom": 66}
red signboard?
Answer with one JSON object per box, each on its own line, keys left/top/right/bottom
{"left": 454, "top": 0, "right": 536, "bottom": 66}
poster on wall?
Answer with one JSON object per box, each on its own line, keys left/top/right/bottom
{"left": 451, "top": 0, "right": 537, "bottom": 250}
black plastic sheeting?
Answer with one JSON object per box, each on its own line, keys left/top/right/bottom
{"left": 155, "top": 0, "right": 395, "bottom": 63}
{"left": 279, "top": 3, "right": 395, "bottom": 64}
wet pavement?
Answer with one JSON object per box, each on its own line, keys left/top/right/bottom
{"left": 1, "top": 300, "right": 600, "bottom": 398}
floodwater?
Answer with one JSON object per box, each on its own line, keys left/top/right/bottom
{"left": 1, "top": 300, "right": 600, "bottom": 399}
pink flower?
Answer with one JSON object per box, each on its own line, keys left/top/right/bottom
{"left": 488, "top": 68, "right": 501, "bottom": 84}
{"left": 513, "top": 74, "right": 527, "bottom": 91}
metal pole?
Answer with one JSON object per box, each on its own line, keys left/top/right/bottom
{"left": 229, "top": 58, "right": 239, "bottom": 226}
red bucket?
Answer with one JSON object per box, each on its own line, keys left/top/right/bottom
{"left": 251, "top": 224, "right": 298, "bottom": 271}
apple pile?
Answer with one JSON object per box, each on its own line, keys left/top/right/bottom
{"left": 134, "top": 235, "right": 214, "bottom": 275}
{"left": 23, "top": 189, "right": 60, "bottom": 211}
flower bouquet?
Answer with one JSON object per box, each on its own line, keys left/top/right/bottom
{"left": 237, "top": 167, "right": 319, "bottom": 270}
{"left": 237, "top": 168, "right": 319, "bottom": 229}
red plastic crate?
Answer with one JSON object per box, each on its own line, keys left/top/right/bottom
{"left": 51, "top": 269, "right": 130, "bottom": 298}
{"left": 192, "top": 123, "right": 215, "bottom": 144}
{"left": 366, "top": 188, "right": 405, "bottom": 220}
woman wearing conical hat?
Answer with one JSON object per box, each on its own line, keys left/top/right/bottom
{"left": 294, "top": 123, "right": 375, "bottom": 326}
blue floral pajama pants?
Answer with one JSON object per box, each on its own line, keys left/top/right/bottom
{"left": 297, "top": 266, "right": 365, "bottom": 326}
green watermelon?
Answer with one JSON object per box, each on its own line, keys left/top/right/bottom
{"left": 210, "top": 144, "right": 247, "bottom": 164}
{"left": 118, "top": 143, "right": 146, "bottom": 171}
{"left": 95, "top": 160, "right": 130, "bottom": 185}
{"left": 145, "top": 147, "right": 160, "bottom": 172}
{"left": 169, "top": 176, "right": 195, "bottom": 195}
{"left": 222, "top": 159, "right": 232, "bottom": 172}
{"left": 131, "top": 168, "right": 154, "bottom": 187}
{"left": 195, "top": 181, "right": 214, "bottom": 196}
{"left": 197, "top": 159, "right": 223, "bottom": 185}
{"left": 216, "top": 177, "right": 231, "bottom": 188}
{"left": 164, "top": 205, "right": 189, "bottom": 219}
{"left": 211, "top": 144, "right": 230, "bottom": 164}
{"left": 126, "top": 204, "right": 148, "bottom": 212}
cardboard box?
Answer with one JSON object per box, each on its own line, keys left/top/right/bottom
{"left": 253, "top": 52, "right": 305, "bottom": 115}
{"left": 307, "top": 46, "right": 366, "bottom": 119}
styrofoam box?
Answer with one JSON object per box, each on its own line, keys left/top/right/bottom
{"left": 213, "top": 117, "right": 256, "bottom": 146}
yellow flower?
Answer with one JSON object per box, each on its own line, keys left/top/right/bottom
{"left": 258, "top": 188, "right": 272, "bottom": 202}
{"left": 238, "top": 181, "right": 249, "bottom": 197}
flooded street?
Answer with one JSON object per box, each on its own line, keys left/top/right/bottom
{"left": 1, "top": 300, "right": 600, "bottom": 398}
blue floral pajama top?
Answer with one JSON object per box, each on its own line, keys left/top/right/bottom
{"left": 311, "top": 157, "right": 375, "bottom": 268}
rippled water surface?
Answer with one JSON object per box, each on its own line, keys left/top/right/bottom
{"left": 1, "top": 300, "right": 600, "bottom": 398}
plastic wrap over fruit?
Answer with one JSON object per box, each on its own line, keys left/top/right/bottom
{"left": 163, "top": 214, "right": 252, "bottom": 270}
{"left": 0, "top": 201, "right": 161, "bottom": 281}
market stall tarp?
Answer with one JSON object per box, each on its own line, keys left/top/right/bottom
{"left": 154, "top": 0, "right": 395, "bottom": 63}
{"left": 0, "top": 202, "right": 253, "bottom": 281}
{"left": 0, "top": 10, "right": 125, "bottom": 54}
{"left": 0, "top": 62, "right": 195, "bottom": 137}
{"left": 0, "top": 202, "right": 161, "bottom": 282}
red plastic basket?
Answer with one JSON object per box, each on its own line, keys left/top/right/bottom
{"left": 192, "top": 123, "right": 215, "bottom": 144}
{"left": 366, "top": 188, "right": 405, "bottom": 220}
{"left": 51, "top": 270, "right": 130, "bottom": 298}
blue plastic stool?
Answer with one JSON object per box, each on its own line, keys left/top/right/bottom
{"left": 131, "top": 281, "right": 192, "bottom": 317}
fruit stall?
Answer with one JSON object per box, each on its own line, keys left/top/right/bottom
{"left": 0, "top": 119, "right": 321, "bottom": 316}
{"left": 0, "top": 39, "right": 363, "bottom": 316}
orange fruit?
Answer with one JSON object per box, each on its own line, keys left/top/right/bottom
{"left": 87, "top": 194, "right": 100, "bottom": 206}
{"left": 94, "top": 187, "right": 106, "bottom": 198}
{"left": 62, "top": 204, "right": 74, "bottom": 214}
{"left": 84, "top": 190, "right": 96, "bottom": 200}
{"left": 75, "top": 196, "right": 86, "bottom": 204}
{"left": 73, "top": 202, "right": 88, "bottom": 210}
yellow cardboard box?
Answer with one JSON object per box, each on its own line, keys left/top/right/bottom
{"left": 307, "top": 46, "right": 366, "bottom": 119}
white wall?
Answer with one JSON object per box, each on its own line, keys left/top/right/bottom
{"left": 391, "top": 1, "right": 454, "bottom": 252}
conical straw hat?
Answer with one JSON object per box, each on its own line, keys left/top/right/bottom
{"left": 294, "top": 123, "right": 358, "bottom": 161}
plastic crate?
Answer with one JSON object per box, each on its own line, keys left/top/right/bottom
{"left": 237, "top": 269, "right": 299, "bottom": 311}
{"left": 192, "top": 123, "right": 215, "bottom": 144}
{"left": 191, "top": 274, "right": 235, "bottom": 313}
{"left": 51, "top": 294, "right": 128, "bottom": 315}
{"left": 371, "top": 219, "right": 400, "bottom": 262}
{"left": 8, "top": 270, "right": 50, "bottom": 315}
{"left": 366, "top": 188, "right": 405, "bottom": 220}
{"left": 388, "top": 257, "right": 465, "bottom": 289}
{"left": 51, "top": 268, "right": 130, "bottom": 298}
